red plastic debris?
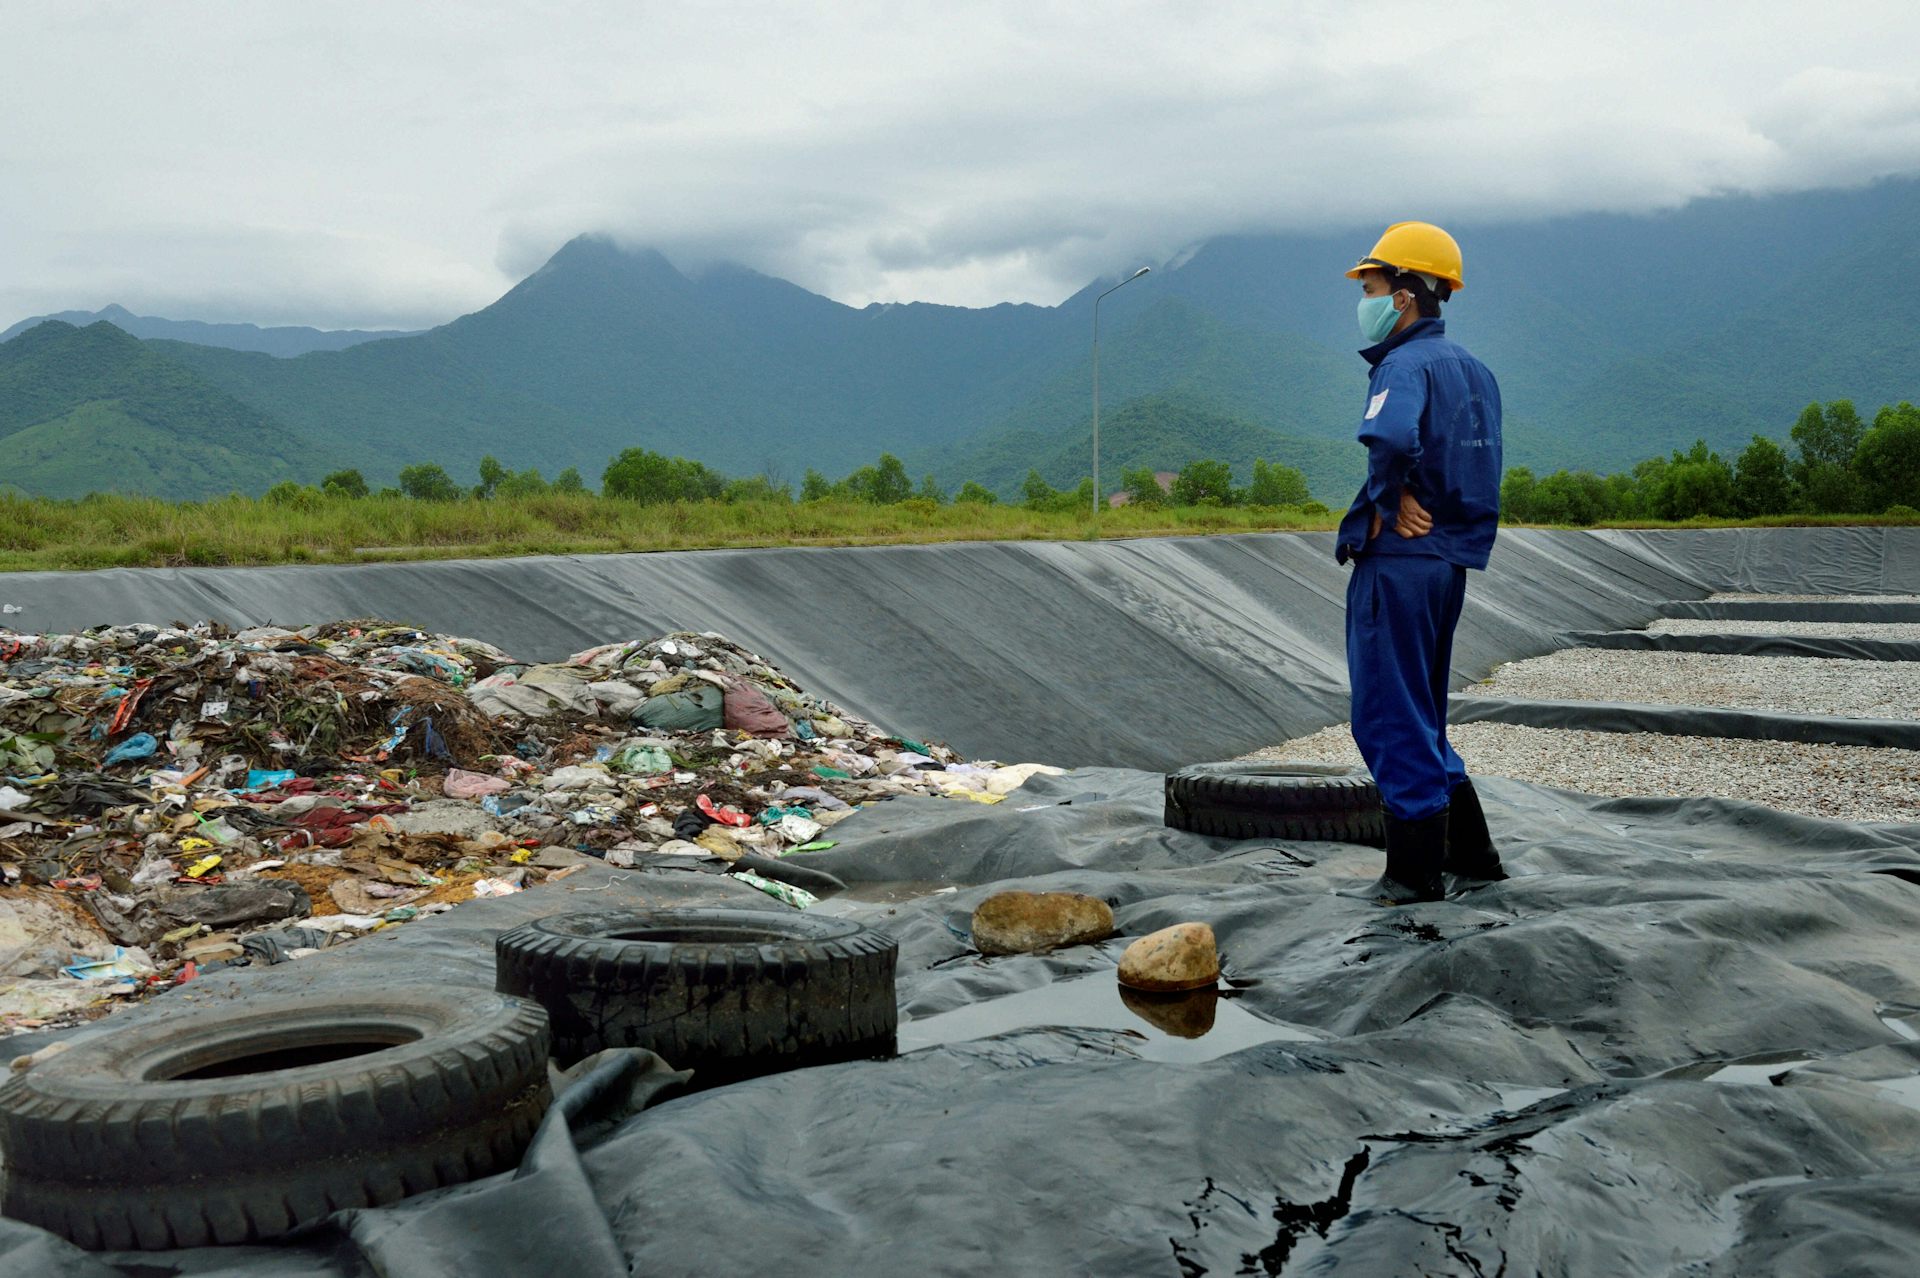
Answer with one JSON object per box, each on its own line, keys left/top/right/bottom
{"left": 106, "top": 676, "right": 155, "bottom": 737}
{"left": 696, "top": 793, "right": 752, "bottom": 828}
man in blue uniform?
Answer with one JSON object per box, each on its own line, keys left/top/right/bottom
{"left": 1333, "top": 221, "right": 1507, "bottom": 905}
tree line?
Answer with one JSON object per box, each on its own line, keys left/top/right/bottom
{"left": 265, "top": 450, "right": 1323, "bottom": 513}
{"left": 1503, "top": 400, "right": 1920, "bottom": 524}
{"left": 261, "top": 396, "right": 1918, "bottom": 524}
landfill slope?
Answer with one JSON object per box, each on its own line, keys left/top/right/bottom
{"left": 0, "top": 527, "right": 1918, "bottom": 1274}
{"left": 9, "top": 527, "right": 1914, "bottom": 769}
{"left": 3, "top": 770, "right": 1917, "bottom": 1276}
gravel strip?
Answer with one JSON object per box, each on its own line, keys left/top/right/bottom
{"left": 1707, "top": 592, "right": 1920, "bottom": 604}
{"left": 1649, "top": 618, "right": 1920, "bottom": 640}
{"left": 1476, "top": 649, "right": 1920, "bottom": 720}
{"left": 1243, "top": 723, "right": 1920, "bottom": 824}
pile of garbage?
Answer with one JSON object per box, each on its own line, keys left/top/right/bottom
{"left": 0, "top": 621, "right": 1058, "bottom": 1034}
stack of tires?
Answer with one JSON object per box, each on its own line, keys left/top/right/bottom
{"left": 0, "top": 908, "right": 900, "bottom": 1250}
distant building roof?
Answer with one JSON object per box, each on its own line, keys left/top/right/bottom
{"left": 1106, "top": 470, "right": 1177, "bottom": 507}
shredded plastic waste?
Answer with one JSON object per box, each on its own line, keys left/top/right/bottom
{"left": 0, "top": 619, "right": 1056, "bottom": 1036}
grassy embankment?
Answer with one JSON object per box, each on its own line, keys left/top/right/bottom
{"left": 0, "top": 492, "right": 1337, "bottom": 572}
{"left": 1, "top": 493, "right": 1913, "bottom": 573}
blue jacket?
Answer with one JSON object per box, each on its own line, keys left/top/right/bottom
{"left": 1334, "top": 317, "right": 1502, "bottom": 570}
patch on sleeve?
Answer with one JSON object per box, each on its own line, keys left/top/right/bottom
{"left": 1365, "top": 389, "right": 1389, "bottom": 420}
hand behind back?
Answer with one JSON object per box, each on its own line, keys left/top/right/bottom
{"left": 1369, "top": 489, "right": 1434, "bottom": 541}
{"left": 1395, "top": 489, "right": 1433, "bottom": 537}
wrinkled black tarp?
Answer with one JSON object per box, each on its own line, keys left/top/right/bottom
{"left": 1566, "top": 629, "right": 1920, "bottom": 662}
{"left": 1447, "top": 694, "right": 1920, "bottom": 749}
{"left": 1590, "top": 525, "right": 1920, "bottom": 596}
{"left": 10, "top": 527, "right": 1914, "bottom": 770}
{"left": 4, "top": 527, "right": 1919, "bottom": 1275}
{"left": 6, "top": 769, "right": 1918, "bottom": 1276}
{"left": 1658, "top": 599, "right": 1920, "bottom": 623}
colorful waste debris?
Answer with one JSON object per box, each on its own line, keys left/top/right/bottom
{"left": 731, "top": 870, "right": 820, "bottom": 910}
{"left": 1, "top": 621, "right": 1057, "bottom": 1037}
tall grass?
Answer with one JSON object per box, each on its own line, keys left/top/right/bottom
{"left": 1, "top": 492, "right": 1911, "bottom": 573}
{"left": 0, "top": 492, "right": 1334, "bottom": 572}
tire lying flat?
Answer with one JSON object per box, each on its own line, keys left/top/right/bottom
{"left": 1164, "top": 761, "right": 1386, "bottom": 845}
{"left": 0, "top": 987, "right": 551, "bottom": 1251}
{"left": 495, "top": 908, "right": 898, "bottom": 1080}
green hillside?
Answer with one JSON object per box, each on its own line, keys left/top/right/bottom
{"left": 0, "top": 322, "right": 315, "bottom": 498}
{"left": 926, "top": 393, "right": 1360, "bottom": 502}
{"left": 0, "top": 401, "right": 298, "bottom": 499}
{"left": 152, "top": 331, "right": 581, "bottom": 483}
{"left": 3, "top": 178, "right": 1917, "bottom": 501}
{"left": 157, "top": 238, "right": 1083, "bottom": 487}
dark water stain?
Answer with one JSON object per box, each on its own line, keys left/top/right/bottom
{"left": 896, "top": 972, "right": 1318, "bottom": 1063}
{"left": 1239, "top": 1148, "right": 1371, "bottom": 1275}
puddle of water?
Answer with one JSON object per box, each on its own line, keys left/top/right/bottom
{"left": 1881, "top": 1013, "right": 1919, "bottom": 1042}
{"left": 1491, "top": 1084, "right": 1567, "bottom": 1111}
{"left": 1705, "top": 1059, "right": 1816, "bottom": 1087}
{"left": 1872, "top": 1076, "right": 1920, "bottom": 1111}
{"left": 897, "top": 973, "right": 1319, "bottom": 1064}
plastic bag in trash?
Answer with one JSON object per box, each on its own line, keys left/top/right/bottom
{"left": 103, "top": 733, "right": 158, "bottom": 766}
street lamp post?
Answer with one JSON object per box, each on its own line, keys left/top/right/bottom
{"left": 1092, "top": 266, "right": 1151, "bottom": 516}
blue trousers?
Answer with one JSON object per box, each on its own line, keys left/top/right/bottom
{"left": 1345, "top": 553, "right": 1468, "bottom": 822}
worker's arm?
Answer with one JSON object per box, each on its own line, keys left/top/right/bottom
{"left": 1356, "top": 366, "right": 1427, "bottom": 540}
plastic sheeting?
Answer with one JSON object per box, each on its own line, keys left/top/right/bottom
{"left": 1567, "top": 630, "right": 1920, "bottom": 662}
{"left": 1659, "top": 599, "right": 1920, "bottom": 623}
{"left": 5, "top": 527, "right": 1914, "bottom": 770}
{"left": 1590, "top": 525, "right": 1920, "bottom": 596}
{"left": 5, "top": 769, "right": 1918, "bottom": 1276}
{"left": 1447, "top": 694, "right": 1920, "bottom": 749}
{"left": 4, "top": 527, "right": 1920, "bottom": 1273}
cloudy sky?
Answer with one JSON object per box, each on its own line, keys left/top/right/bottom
{"left": 5, "top": 0, "right": 1920, "bottom": 329}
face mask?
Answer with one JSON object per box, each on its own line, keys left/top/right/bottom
{"left": 1357, "top": 293, "right": 1402, "bottom": 344}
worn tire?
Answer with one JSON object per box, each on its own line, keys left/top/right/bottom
{"left": 0, "top": 987, "right": 550, "bottom": 1251}
{"left": 495, "top": 908, "right": 898, "bottom": 1079}
{"left": 1165, "top": 761, "right": 1385, "bottom": 845}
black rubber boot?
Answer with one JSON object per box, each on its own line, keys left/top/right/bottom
{"left": 1443, "top": 779, "right": 1507, "bottom": 892}
{"left": 1337, "top": 807, "right": 1447, "bottom": 905}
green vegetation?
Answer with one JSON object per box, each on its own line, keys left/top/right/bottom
{"left": 1500, "top": 400, "right": 1920, "bottom": 525}
{"left": 0, "top": 321, "right": 315, "bottom": 498}
{"left": 1, "top": 412, "right": 1912, "bottom": 572}
{"left": 0, "top": 491, "right": 1339, "bottom": 573}
{"left": 923, "top": 394, "right": 1358, "bottom": 507}
{"left": 601, "top": 448, "right": 727, "bottom": 503}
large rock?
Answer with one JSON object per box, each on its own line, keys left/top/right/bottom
{"left": 970, "top": 891, "right": 1115, "bottom": 956}
{"left": 1117, "top": 922, "right": 1219, "bottom": 992}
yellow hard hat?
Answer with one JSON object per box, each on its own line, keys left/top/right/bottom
{"left": 1344, "top": 221, "right": 1464, "bottom": 292}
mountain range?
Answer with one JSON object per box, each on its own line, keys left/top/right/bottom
{"left": 0, "top": 305, "right": 418, "bottom": 357}
{"left": 3, "top": 178, "right": 1917, "bottom": 502}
